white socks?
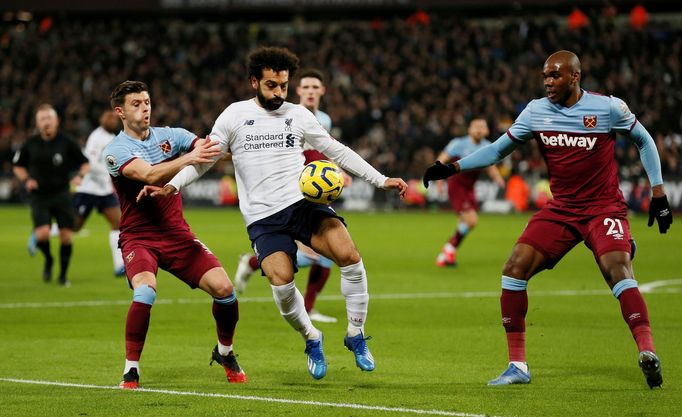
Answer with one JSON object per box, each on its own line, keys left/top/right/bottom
{"left": 124, "top": 359, "right": 139, "bottom": 374}
{"left": 443, "top": 242, "right": 455, "bottom": 254}
{"left": 511, "top": 361, "right": 528, "bottom": 373}
{"left": 271, "top": 281, "right": 320, "bottom": 340}
{"left": 109, "top": 230, "right": 124, "bottom": 271}
{"left": 340, "top": 260, "right": 369, "bottom": 337}
{"left": 218, "top": 342, "right": 233, "bottom": 356}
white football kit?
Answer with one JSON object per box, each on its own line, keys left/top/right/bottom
{"left": 77, "top": 126, "right": 116, "bottom": 196}
{"left": 169, "top": 99, "right": 388, "bottom": 225}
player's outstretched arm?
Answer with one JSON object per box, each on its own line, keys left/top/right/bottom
{"left": 123, "top": 137, "right": 220, "bottom": 185}
{"left": 382, "top": 178, "right": 408, "bottom": 199}
{"left": 423, "top": 134, "right": 517, "bottom": 188}
{"left": 422, "top": 161, "right": 459, "bottom": 187}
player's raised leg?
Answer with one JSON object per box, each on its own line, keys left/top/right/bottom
{"left": 234, "top": 253, "right": 259, "bottom": 294}
{"left": 200, "top": 267, "right": 247, "bottom": 383}
{"left": 312, "top": 217, "right": 375, "bottom": 372}
{"left": 597, "top": 250, "right": 662, "bottom": 389}
{"left": 121, "top": 271, "right": 157, "bottom": 389}
{"left": 261, "top": 250, "right": 326, "bottom": 379}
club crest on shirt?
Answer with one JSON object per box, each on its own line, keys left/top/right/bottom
{"left": 583, "top": 115, "right": 597, "bottom": 129}
{"left": 125, "top": 250, "right": 135, "bottom": 264}
{"left": 284, "top": 118, "right": 293, "bottom": 131}
{"left": 160, "top": 140, "right": 172, "bottom": 154}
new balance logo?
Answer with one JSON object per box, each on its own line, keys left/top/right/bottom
{"left": 539, "top": 132, "right": 597, "bottom": 150}
{"left": 244, "top": 120, "right": 255, "bottom": 126}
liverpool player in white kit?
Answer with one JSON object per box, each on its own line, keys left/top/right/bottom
{"left": 424, "top": 51, "right": 672, "bottom": 389}
{"left": 73, "top": 110, "right": 126, "bottom": 276}
{"left": 142, "top": 47, "right": 407, "bottom": 380}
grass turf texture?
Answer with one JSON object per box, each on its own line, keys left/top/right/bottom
{"left": 0, "top": 206, "right": 680, "bottom": 417}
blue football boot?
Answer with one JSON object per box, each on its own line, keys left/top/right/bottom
{"left": 487, "top": 363, "right": 531, "bottom": 385}
{"left": 114, "top": 266, "right": 126, "bottom": 277}
{"left": 304, "top": 334, "right": 327, "bottom": 380}
{"left": 343, "top": 332, "right": 375, "bottom": 371}
{"left": 28, "top": 232, "right": 37, "bottom": 257}
{"left": 638, "top": 350, "right": 663, "bottom": 389}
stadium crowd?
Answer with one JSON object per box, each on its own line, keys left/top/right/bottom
{"left": 1, "top": 9, "right": 681, "bottom": 191}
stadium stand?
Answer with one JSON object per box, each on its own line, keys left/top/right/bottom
{"left": 1, "top": 8, "right": 680, "bottom": 206}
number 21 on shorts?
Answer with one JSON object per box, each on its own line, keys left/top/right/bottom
{"left": 603, "top": 218, "right": 624, "bottom": 240}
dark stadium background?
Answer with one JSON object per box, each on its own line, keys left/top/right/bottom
{"left": 2, "top": 0, "right": 681, "bottom": 211}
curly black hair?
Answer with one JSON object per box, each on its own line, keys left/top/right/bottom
{"left": 247, "top": 47, "right": 300, "bottom": 80}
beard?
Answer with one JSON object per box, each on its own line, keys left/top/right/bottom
{"left": 257, "top": 88, "right": 284, "bottom": 111}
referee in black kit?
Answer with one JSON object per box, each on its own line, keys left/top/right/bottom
{"left": 13, "top": 104, "right": 89, "bottom": 286}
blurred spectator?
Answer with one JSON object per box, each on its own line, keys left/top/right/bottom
{"left": 567, "top": 8, "right": 589, "bottom": 31}
{"left": 630, "top": 5, "right": 649, "bottom": 29}
{"left": 0, "top": 9, "right": 680, "bottom": 201}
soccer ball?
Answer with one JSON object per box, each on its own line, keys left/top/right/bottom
{"left": 299, "top": 160, "right": 344, "bottom": 204}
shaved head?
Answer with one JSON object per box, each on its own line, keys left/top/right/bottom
{"left": 545, "top": 50, "right": 581, "bottom": 74}
{"left": 542, "top": 50, "right": 582, "bottom": 106}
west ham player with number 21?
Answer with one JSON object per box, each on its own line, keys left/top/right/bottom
{"left": 424, "top": 50, "right": 672, "bottom": 389}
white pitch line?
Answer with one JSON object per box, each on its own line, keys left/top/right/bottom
{"left": 0, "top": 280, "right": 679, "bottom": 310}
{"left": 0, "top": 378, "right": 503, "bottom": 417}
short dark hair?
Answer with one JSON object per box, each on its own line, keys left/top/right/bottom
{"left": 247, "top": 47, "right": 299, "bottom": 80}
{"left": 299, "top": 68, "right": 325, "bottom": 84}
{"left": 110, "top": 80, "right": 149, "bottom": 109}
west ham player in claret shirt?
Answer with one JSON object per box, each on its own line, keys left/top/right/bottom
{"left": 140, "top": 47, "right": 407, "bottom": 380}
{"left": 103, "top": 80, "right": 247, "bottom": 389}
{"left": 433, "top": 118, "right": 505, "bottom": 268}
{"left": 424, "top": 51, "right": 672, "bottom": 389}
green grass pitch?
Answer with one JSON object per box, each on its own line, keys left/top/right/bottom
{"left": 0, "top": 205, "right": 680, "bottom": 417}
